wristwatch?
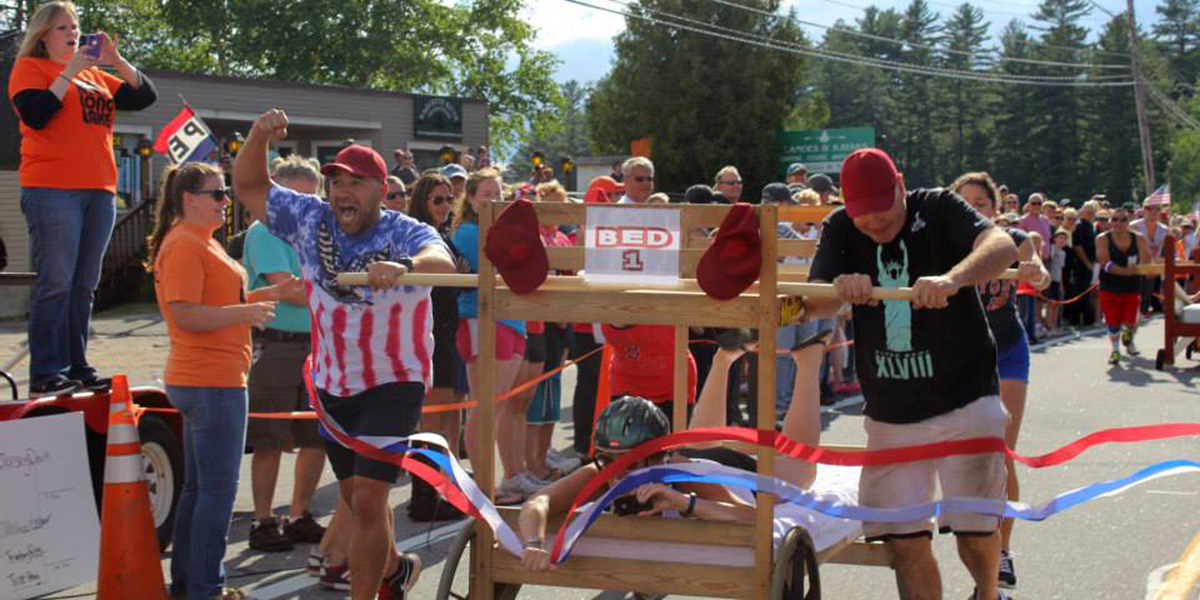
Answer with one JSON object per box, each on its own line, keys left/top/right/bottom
{"left": 395, "top": 256, "right": 415, "bottom": 273}
{"left": 522, "top": 538, "right": 544, "bottom": 550}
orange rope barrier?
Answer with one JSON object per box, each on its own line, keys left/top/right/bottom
{"left": 1036, "top": 281, "right": 1099, "bottom": 305}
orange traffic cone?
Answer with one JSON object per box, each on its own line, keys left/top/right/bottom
{"left": 96, "top": 374, "right": 167, "bottom": 600}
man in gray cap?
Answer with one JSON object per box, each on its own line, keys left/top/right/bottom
{"left": 806, "top": 173, "right": 837, "bottom": 205}
{"left": 441, "top": 163, "right": 468, "bottom": 200}
{"left": 786, "top": 163, "right": 808, "bottom": 188}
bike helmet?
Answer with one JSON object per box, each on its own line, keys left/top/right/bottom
{"left": 593, "top": 396, "right": 670, "bottom": 453}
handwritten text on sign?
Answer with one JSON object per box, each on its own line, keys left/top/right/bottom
{"left": 0, "top": 413, "right": 100, "bottom": 600}
{"left": 585, "top": 206, "right": 681, "bottom": 285}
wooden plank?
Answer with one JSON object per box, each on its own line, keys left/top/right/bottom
{"left": 823, "top": 540, "right": 894, "bottom": 567}
{"left": 674, "top": 325, "right": 688, "bottom": 432}
{"left": 492, "top": 506, "right": 756, "bottom": 547}
{"left": 779, "top": 239, "right": 818, "bottom": 258}
{"left": 510, "top": 200, "right": 740, "bottom": 228}
{"left": 473, "top": 200, "right": 498, "bottom": 600}
{"left": 491, "top": 552, "right": 756, "bottom": 598}
{"left": 494, "top": 289, "right": 763, "bottom": 328}
{"left": 545, "top": 246, "right": 584, "bottom": 271}
{"left": 754, "top": 203, "right": 779, "bottom": 600}
{"left": 778, "top": 205, "right": 835, "bottom": 223}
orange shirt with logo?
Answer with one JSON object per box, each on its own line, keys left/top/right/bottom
{"left": 154, "top": 222, "right": 252, "bottom": 388}
{"left": 7, "top": 57, "right": 123, "bottom": 192}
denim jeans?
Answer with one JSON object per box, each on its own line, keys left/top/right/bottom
{"left": 774, "top": 319, "right": 835, "bottom": 414}
{"left": 166, "top": 386, "right": 248, "bottom": 599}
{"left": 20, "top": 188, "right": 116, "bottom": 386}
{"left": 1018, "top": 295, "right": 1038, "bottom": 343}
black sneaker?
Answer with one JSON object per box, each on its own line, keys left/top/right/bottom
{"left": 29, "top": 377, "right": 83, "bottom": 397}
{"left": 283, "top": 512, "right": 326, "bottom": 544}
{"left": 78, "top": 376, "right": 112, "bottom": 392}
{"left": 248, "top": 518, "right": 294, "bottom": 552}
{"left": 379, "top": 553, "right": 422, "bottom": 599}
{"left": 998, "top": 550, "right": 1016, "bottom": 588}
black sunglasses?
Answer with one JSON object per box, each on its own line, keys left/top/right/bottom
{"left": 718, "top": 179, "right": 743, "bottom": 185}
{"left": 195, "top": 188, "right": 229, "bottom": 201}
{"left": 387, "top": 191, "right": 407, "bottom": 200}
{"left": 430, "top": 195, "right": 454, "bottom": 207}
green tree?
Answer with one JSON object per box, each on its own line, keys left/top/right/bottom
{"left": 1028, "top": 0, "right": 1092, "bottom": 199}
{"left": 939, "top": 3, "right": 990, "bottom": 177}
{"left": 1153, "top": 0, "right": 1200, "bottom": 92}
{"left": 894, "top": 0, "right": 941, "bottom": 185}
{"left": 506, "top": 79, "right": 593, "bottom": 188}
{"left": 1082, "top": 14, "right": 1142, "bottom": 205}
{"left": 586, "top": 0, "right": 808, "bottom": 194}
{"left": 989, "top": 20, "right": 1040, "bottom": 197}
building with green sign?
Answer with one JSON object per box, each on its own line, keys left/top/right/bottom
{"left": 777, "top": 127, "right": 875, "bottom": 178}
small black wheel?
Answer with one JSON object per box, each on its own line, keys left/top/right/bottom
{"left": 435, "top": 521, "right": 523, "bottom": 600}
{"left": 1156, "top": 349, "right": 1167, "bottom": 371}
{"left": 138, "top": 415, "right": 184, "bottom": 551}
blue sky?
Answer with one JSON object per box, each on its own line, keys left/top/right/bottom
{"left": 523, "top": 0, "right": 1166, "bottom": 84}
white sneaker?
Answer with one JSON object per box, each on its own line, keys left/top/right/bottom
{"left": 546, "top": 452, "right": 583, "bottom": 473}
{"left": 516, "top": 472, "right": 551, "bottom": 496}
{"left": 498, "top": 475, "right": 526, "bottom": 498}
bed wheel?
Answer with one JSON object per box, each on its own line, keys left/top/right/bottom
{"left": 435, "top": 519, "right": 523, "bottom": 600}
{"left": 771, "top": 527, "right": 821, "bottom": 599}
{"left": 1156, "top": 349, "right": 1166, "bottom": 371}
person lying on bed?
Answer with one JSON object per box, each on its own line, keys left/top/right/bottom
{"left": 517, "top": 329, "right": 832, "bottom": 572}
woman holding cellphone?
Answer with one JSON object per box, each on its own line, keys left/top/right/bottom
{"left": 8, "top": 1, "right": 157, "bottom": 395}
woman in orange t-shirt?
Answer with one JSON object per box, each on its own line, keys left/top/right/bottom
{"left": 8, "top": 1, "right": 156, "bottom": 396}
{"left": 148, "top": 162, "right": 298, "bottom": 600}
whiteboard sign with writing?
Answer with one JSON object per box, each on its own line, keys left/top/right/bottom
{"left": 584, "top": 206, "right": 681, "bottom": 285}
{"left": 0, "top": 413, "right": 100, "bottom": 600}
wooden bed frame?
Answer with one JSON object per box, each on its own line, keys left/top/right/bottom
{"left": 460, "top": 200, "right": 891, "bottom": 600}
{"left": 1157, "top": 235, "right": 1200, "bottom": 370}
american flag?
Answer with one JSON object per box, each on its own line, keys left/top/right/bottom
{"left": 1146, "top": 184, "right": 1171, "bottom": 206}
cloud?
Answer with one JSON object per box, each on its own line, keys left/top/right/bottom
{"left": 525, "top": 0, "right": 627, "bottom": 50}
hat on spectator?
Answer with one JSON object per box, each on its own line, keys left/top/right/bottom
{"left": 320, "top": 145, "right": 388, "bottom": 181}
{"left": 698, "top": 204, "right": 762, "bottom": 300}
{"left": 684, "top": 184, "right": 716, "bottom": 205}
{"left": 840, "top": 148, "right": 900, "bottom": 218}
{"left": 806, "top": 173, "right": 835, "bottom": 194}
{"left": 761, "top": 183, "right": 793, "bottom": 204}
{"left": 786, "top": 163, "right": 808, "bottom": 178}
{"left": 441, "top": 163, "right": 468, "bottom": 181}
{"left": 584, "top": 176, "right": 624, "bottom": 204}
{"left": 484, "top": 199, "right": 548, "bottom": 294}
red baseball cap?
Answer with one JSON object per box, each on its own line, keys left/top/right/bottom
{"left": 697, "top": 204, "right": 762, "bottom": 300}
{"left": 840, "top": 148, "right": 900, "bottom": 218}
{"left": 484, "top": 199, "right": 549, "bottom": 294}
{"left": 320, "top": 144, "right": 388, "bottom": 181}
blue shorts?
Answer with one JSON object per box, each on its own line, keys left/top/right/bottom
{"left": 526, "top": 375, "right": 561, "bottom": 425}
{"left": 996, "top": 333, "right": 1030, "bottom": 383}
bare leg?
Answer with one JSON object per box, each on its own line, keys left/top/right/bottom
{"left": 526, "top": 422, "right": 555, "bottom": 479}
{"left": 319, "top": 493, "right": 352, "bottom": 566}
{"left": 464, "top": 356, "right": 522, "bottom": 480}
{"left": 957, "top": 532, "right": 1002, "bottom": 600}
{"left": 347, "top": 476, "right": 394, "bottom": 600}
{"left": 497, "top": 359, "right": 541, "bottom": 479}
{"left": 289, "top": 447, "right": 326, "bottom": 518}
{"left": 778, "top": 344, "right": 824, "bottom": 489}
{"left": 997, "top": 379, "right": 1027, "bottom": 552}
{"left": 688, "top": 348, "right": 746, "bottom": 434}
{"left": 888, "top": 536, "right": 942, "bottom": 600}
{"left": 251, "top": 448, "right": 283, "bottom": 520}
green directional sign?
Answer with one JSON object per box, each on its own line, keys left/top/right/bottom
{"left": 778, "top": 127, "right": 875, "bottom": 178}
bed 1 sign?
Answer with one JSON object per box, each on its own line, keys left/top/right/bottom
{"left": 0, "top": 413, "right": 100, "bottom": 600}
{"left": 584, "top": 206, "right": 681, "bottom": 285}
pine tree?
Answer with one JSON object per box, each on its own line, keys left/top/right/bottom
{"left": 1153, "top": 0, "right": 1200, "bottom": 93}
{"left": 895, "top": 0, "right": 942, "bottom": 185}
{"left": 990, "top": 20, "right": 1040, "bottom": 198}
{"left": 1029, "top": 0, "right": 1093, "bottom": 200}
{"left": 940, "top": 3, "right": 991, "bottom": 177}
{"left": 1083, "top": 15, "right": 1142, "bottom": 205}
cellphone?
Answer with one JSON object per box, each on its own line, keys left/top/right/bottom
{"left": 82, "top": 34, "right": 102, "bottom": 59}
{"left": 612, "top": 494, "right": 654, "bottom": 517}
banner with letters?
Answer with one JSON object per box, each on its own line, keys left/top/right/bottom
{"left": 584, "top": 206, "right": 681, "bottom": 285}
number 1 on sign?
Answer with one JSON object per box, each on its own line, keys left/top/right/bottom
{"left": 622, "top": 249, "right": 644, "bottom": 271}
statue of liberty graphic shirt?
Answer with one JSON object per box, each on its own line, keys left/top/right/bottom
{"left": 809, "top": 189, "right": 999, "bottom": 424}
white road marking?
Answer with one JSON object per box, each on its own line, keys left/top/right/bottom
{"left": 1146, "top": 490, "right": 1200, "bottom": 496}
{"left": 248, "top": 521, "right": 465, "bottom": 599}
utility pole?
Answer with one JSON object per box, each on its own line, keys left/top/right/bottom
{"left": 1127, "top": 0, "right": 1156, "bottom": 198}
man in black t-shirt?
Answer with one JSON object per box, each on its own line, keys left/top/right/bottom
{"left": 805, "top": 148, "right": 1018, "bottom": 600}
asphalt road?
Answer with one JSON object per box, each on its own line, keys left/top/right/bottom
{"left": 18, "top": 313, "right": 1200, "bottom": 600}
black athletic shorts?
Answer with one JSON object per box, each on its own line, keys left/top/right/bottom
{"left": 319, "top": 381, "right": 424, "bottom": 483}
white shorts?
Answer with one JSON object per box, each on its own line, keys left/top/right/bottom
{"left": 860, "top": 395, "right": 1009, "bottom": 541}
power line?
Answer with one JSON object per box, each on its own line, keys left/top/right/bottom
{"left": 630, "top": 0, "right": 1131, "bottom": 81}
{"left": 1145, "top": 81, "right": 1200, "bottom": 130}
{"left": 806, "top": 0, "right": 1134, "bottom": 58}
{"left": 565, "top": 0, "right": 1135, "bottom": 86}
{"left": 703, "top": 0, "right": 1131, "bottom": 69}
